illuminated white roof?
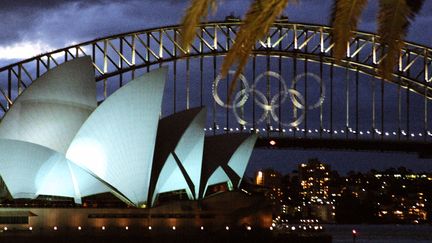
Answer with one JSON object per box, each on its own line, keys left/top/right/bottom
{"left": 0, "top": 58, "right": 257, "bottom": 207}
{"left": 199, "top": 134, "right": 258, "bottom": 198}
{"left": 149, "top": 108, "right": 206, "bottom": 205}
{"left": 0, "top": 139, "right": 53, "bottom": 199}
{"left": 227, "top": 134, "right": 258, "bottom": 188}
{"left": 0, "top": 139, "right": 109, "bottom": 203}
{"left": 66, "top": 67, "right": 167, "bottom": 207}
{"left": 203, "top": 166, "right": 231, "bottom": 196}
{"left": 0, "top": 57, "right": 96, "bottom": 154}
{"left": 36, "top": 156, "right": 109, "bottom": 204}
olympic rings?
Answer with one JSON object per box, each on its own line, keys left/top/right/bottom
{"left": 290, "top": 73, "right": 326, "bottom": 110}
{"left": 212, "top": 71, "right": 326, "bottom": 127}
{"left": 232, "top": 89, "right": 269, "bottom": 125}
{"left": 213, "top": 70, "right": 250, "bottom": 108}
{"left": 270, "top": 89, "right": 305, "bottom": 128}
{"left": 252, "top": 71, "right": 289, "bottom": 110}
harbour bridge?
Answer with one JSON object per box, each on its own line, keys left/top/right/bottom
{"left": 0, "top": 19, "right": 431, "bottom": 157}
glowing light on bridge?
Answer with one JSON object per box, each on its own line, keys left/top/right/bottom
{"left": 205, "top": 126, "right": 432, "bottom": 139}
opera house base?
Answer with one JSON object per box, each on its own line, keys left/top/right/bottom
{"left": 0, "top": 191, "right": 331, "bottom": 242}
{"left": 0, "top": 191, "right": 272, "bottom": 235}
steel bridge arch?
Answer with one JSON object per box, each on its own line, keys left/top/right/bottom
{"left": 0, "top": 19, "right": 431, "bottom": 155}
{"left": 1, "top": 20, "right": 432, "bottom": 102}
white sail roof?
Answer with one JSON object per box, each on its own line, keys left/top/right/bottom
{"left": 149, "top": 108, "right": 206, "bottom": 205}
{"left": 227, "top": 134, "right": 258, "bottom": 187}
{"left": 0, "top": 57, "right": 258, "bottom": 208}
{"left": 0, "top": 139, "right": 109, "bottom": 203}
{"left": 0, "top": 57, "right": 97, "bottom": 154}
{"left": 66, "top": 67, "right": 167, "bottom": 207}
{"left": 200, "top": 134, "right": 258, "bottom": 198}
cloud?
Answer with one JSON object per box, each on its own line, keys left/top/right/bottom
{"left": 0, "top": 40, "right": 52, "bottom": 60}
{"left": 0, "top": 0, "right": 188, "bottom": 62}
{"left": 0, "top": 0, "right": 431, "bottom": 64}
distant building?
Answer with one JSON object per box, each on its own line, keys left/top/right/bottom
{"left": 254, "top": 169, "right": 284, "bottom": 213}
{"left": 298, "top": 158, "right": 334, "bottom": 222}
{"left": 255, "top": 169, "right": 282, "bottom": 188}
{"left": 298, "top": 158, "right": 330, "bottom": 202}
{"left": 372, "top": 171, "right": 430, "bottom": 223}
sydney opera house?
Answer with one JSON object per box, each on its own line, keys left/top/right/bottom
{"left": 0, "top": 57, "right": 270, "bottom": 231}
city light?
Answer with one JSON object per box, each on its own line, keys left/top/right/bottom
{"left": 256, "top": 171, "right": 264, "bottom": 185}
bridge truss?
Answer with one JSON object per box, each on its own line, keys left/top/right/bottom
{"left": 0, "top": 19, "right": 431, "bottom": 155}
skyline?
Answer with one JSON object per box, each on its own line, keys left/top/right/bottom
{"left": 0, "top": 0, "right": 431, "bottom": 175}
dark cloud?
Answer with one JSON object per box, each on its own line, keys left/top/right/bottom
{"left": 0, "top": 0, "right": 430, "bottom": 74}
{"left": 1, "top": 0, "right": 430, "bottom": 48}
{"left": 0, "top": 0, "right": 187, "bottom": 48}
{"left": 0, "top": 0, "right": 123, "bottom": 12}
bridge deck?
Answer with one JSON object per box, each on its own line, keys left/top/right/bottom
{"left": 256, "top": 137, "right": 432, "bottom": 158}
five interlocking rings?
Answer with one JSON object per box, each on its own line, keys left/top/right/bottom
{"left": 212, "top": 71, "right": 326, "bottom": 127}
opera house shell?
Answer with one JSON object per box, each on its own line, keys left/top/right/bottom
{"left": 0, "top": 57, "right": 268, "bottom": 230}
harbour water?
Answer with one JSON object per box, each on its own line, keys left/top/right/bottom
{"left": 326, "top": 224, "right": 432, "bottom": 243}
{"left": 2, "top": 225, "right": 432, "bottom": 242}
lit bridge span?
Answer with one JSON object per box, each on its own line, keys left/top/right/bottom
{"left": 0, "top": 19, "right": 431, "bottom": 156}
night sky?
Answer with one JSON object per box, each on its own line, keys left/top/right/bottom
{"left": 0, "top": 0, "right": 432, "bottom": 175}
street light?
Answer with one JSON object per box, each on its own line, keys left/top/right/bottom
{"left": 352, "top": 229, "right": 357, "bottom": 242}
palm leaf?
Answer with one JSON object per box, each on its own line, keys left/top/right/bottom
{"left": 331, "top": 0, "right": 368, "bottom": 61}
{"left": 377, "top": 0, "right": 424, "bottom": 81}
{"left": 180, "top": 0, "right": 217, "bottom": 52}
{"left": 222, "top": 0, "right": 291, "bottom": 100}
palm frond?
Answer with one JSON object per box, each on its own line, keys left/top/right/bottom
{"left": 180, "top": 0, "right": 217, "bottom": 52}
{"left": 222, "top": 0, "right": 291, "bottom": 99}
{"left": 377, "top": 0, "right": 423, "bottom": 81}
{"left": 331, "top": 0, "right": 368, "bottom": 61}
